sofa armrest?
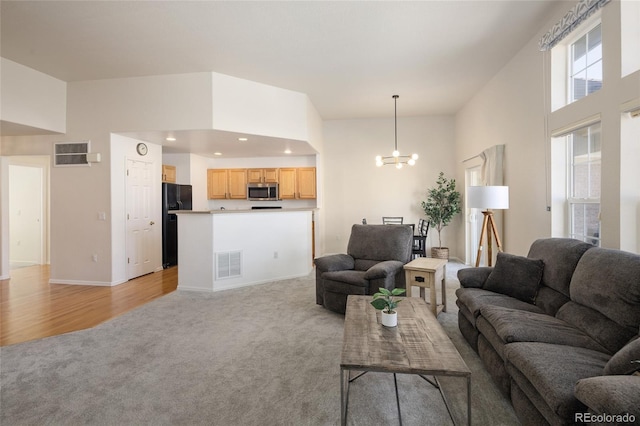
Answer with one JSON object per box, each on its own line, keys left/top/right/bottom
{"left": 363, "top": 260, "right": 404, "bottom": 280}
{"left": 314, "top": 254, "right": 354, "bottom": 272}
{"left": 457, "top": 267, "right": 493, "bottom": 288}
{"left": 574, "top": 375, "right": 640, "bottom": 418}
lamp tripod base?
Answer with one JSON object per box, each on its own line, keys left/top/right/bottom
{"left": 475, "top": 210, "right": 503, "bottom": 267}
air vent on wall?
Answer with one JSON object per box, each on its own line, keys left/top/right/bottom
{"left": 54, "top": 141, "right": 90, "bottom": 167}
{"left": 216, "top": 251, "right": 242, "bottom": 279}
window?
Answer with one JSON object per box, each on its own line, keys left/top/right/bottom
{"left": 567, "top": 123, "right": 601, "bottom": 245}
{"left": 569, "top": 23, "right": 602, "bottom": 103}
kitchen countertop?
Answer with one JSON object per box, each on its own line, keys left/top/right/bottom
{"left": 171, "top": 208, "right": 317, "bottom": 214}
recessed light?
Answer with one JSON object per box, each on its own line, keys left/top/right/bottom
{"left": 165, "top": 137, "right": 176, "bottom": 141}
{"left": 238, "top": 137, "right": 248, "bottom": 141}
{"left": 214, "top": 152, "right": 222, "bottom": 156}
{"left": 284, "top": 149, "right": 292, "bottom": 154}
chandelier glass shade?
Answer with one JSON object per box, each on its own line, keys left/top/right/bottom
{"left": 375, "top": 95, "right": 418, "bottom": 169}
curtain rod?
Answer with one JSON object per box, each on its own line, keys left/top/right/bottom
{"left": 462, "top": 154, "right": 480, "bottom": 163}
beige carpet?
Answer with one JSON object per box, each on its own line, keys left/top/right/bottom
{"left": 1, "top": 262, "right": 519, "bottom": 425}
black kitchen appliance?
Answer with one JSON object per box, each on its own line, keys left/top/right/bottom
{"left": 162, "top": 183, "right": 192, "bottom": 268}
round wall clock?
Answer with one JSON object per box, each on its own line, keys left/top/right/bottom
{"left": 136, "top": 143, "right": 148, "bottom": 156}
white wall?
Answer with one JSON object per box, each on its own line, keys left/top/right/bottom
{"left": 69, "top": 73, "right": 214, "bottom": 134}
{"left": 0, "top": 58, "right": 66, "bottom": 134}
{"left": 454, "top": 0, "right": 640, "bottom": 256}
{"left": 455, "top": 29, "right": 550, "bottom": 257}
{"left": 177, "top": 210, "right": 313, "bottom": 292}
{"left": 321, "top": 115, "right": 457, "bottom": 256}
{"left": 211, "top": 73, "right": 308, "bottom": 141}
{"left": 620, "top": 113, "right": 640, "bottom": 253}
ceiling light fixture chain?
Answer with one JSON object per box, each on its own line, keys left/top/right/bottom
{"left": 375, "top": 95, "right": 418, "bottom": 169}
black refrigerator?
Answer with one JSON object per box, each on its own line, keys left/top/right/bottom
{"left": 162, "top": 183, "right": 192, "bottom": 268}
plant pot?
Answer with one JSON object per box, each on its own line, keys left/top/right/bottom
{"left": 381, "top": 310, "right": 398, "bottom": 327}
{"left": 431, "top": 247, "right": 449, "bottom": 260}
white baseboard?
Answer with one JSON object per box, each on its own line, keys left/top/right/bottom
{"left": 49, "top": 279, "right": 117, "bottom": 287}
{"left": 177, "top": 272, "right": 311, "bottom": 293}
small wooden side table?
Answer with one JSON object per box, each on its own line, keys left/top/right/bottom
{"left": 403, "top": 257, "right": 447, "bottom": 317}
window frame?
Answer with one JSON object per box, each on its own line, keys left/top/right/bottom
{"left": 566, "top": 123, "right": 601, "bottom": 246}
{"left": 566, "top": 21, "right": 603, "bottom": 104}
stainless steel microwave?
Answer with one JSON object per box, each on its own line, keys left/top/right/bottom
{"left": 247, "top": 183, "right": 279, "bottom": 201}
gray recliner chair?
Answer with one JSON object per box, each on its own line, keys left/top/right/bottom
{"left": 314, "top": 224, "right": 414, "bottom": 314}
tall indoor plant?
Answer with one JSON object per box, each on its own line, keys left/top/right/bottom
{"left": 421, "top": 172, "right": 461, "bottom": 259}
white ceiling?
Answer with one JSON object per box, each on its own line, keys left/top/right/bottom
{"left": 1, "top": 0, "right": 558, "bottom": 156}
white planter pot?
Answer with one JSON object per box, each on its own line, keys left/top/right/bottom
{"left": 381, "top": 311, "right": 398, "bottom": 327}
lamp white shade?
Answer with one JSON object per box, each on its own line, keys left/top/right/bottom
{"left": 467, "top": 186, "right": 509, "bottom": 210}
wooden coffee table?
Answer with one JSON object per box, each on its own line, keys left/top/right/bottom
{"left": 340, "top": 295, "right": 471, "bottom": 425}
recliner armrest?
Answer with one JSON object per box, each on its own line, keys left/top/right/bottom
{"left": 364, "top": 260, "right": 404, "bottom": 280}
{"left": 457, "top": 267, "right": 493, "bottom": 288}
{"left": 314, "top": 254, "right": 355, "bottom": 272}
{"left": 575, "top": 375, "right": 640, "bottom": 418}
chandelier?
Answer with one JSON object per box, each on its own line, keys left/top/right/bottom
{"left": 375, "top": 95, "right": 418, "bottom": 169}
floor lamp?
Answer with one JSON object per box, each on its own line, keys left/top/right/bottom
{"left": 467, "top": 186, "right": 509, "bottom": 267}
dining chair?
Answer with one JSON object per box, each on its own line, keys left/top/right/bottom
{"left": 382, "top": 216, "right": 403, "bottom": 225}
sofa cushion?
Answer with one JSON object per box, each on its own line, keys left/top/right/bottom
{"left": 480, "top": 305, "right": 609, "bottom": 353}
{"left": 569, "top": 248, "right": 640, "bottom": 348}
{"left": 476, "top": 316, "right": 510, "bottom": 360}
{"left": 603, "top": 336, "right": 640, "bottom": 375}
{"left": 527, "top": 238, "right": 594, "bottom": 299}
{"left": 322, "top": 270, "right": 367, "bottom": 290}
{"left": 574, "top": 376, "right": 640, "bottom": 417}
{"left": 354, "top": 259, "right": 380, "bottom": 271}
{"left": 455, "top": 287, "right": 544, "bottom": 320}
{"left": 556, "top": 301, "right": 637, "bottom": 355}
{"left": 483, "top": 252, "right": 544, "bottom": 303}
{"left": 504, "top": 342, "right": 610, "bottom": 421}
{"left": 533, "top": 286, "right": 570, "bottom": 317}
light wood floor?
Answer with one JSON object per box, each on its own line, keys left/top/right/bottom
{"left": 0, "top": 265, "right": 178, "bottom": 346}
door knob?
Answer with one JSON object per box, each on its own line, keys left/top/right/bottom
{"left": 150, "top": 221, "right": 155, "bottom": 225}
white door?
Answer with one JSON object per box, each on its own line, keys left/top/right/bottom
{"left": 465, "top": 166, "right": 483, "bottom": 265}
{"left": 9, "top": 164, "right": 43, "bottom": 268}
{"left": 126, "top": 159, "right": 155, "bottom": 279}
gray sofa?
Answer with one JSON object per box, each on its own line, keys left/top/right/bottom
{"left": 315, "top": 224, "right": 413, "bottom": 314}
{"left": 456, "top": 238, "right": 640, "bottom": 425}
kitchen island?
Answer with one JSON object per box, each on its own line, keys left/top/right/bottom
{"left": 173, "top": 209, "right": 314, "bottom": 292}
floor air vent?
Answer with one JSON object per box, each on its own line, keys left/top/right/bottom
{"left": 216, "top": 251, "right": 242, "bottom": 279}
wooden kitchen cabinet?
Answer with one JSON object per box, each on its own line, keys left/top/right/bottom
{"left": 162, "top": 165, "right": 176, "bottom": 183}
{"left": 247, "top": 168, "right": 279, "bottom": 184}
{"left": 297, "top": 167, "right": 316, "bottom": 199}
{"left": 207, "top": 169, "right": 247, "bottom": 199}
{"left": 279, "top": 167, "right": 316, "bottom": 199}
{"left": 227, "top": 169, "right": 248, "bottom": 199}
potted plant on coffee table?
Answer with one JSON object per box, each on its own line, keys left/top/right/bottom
{"left": 371, "top": 287, "right": 406, "bottom": 327}
{"left": 421, "top": 171, "right": 462, "bottom": 260}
